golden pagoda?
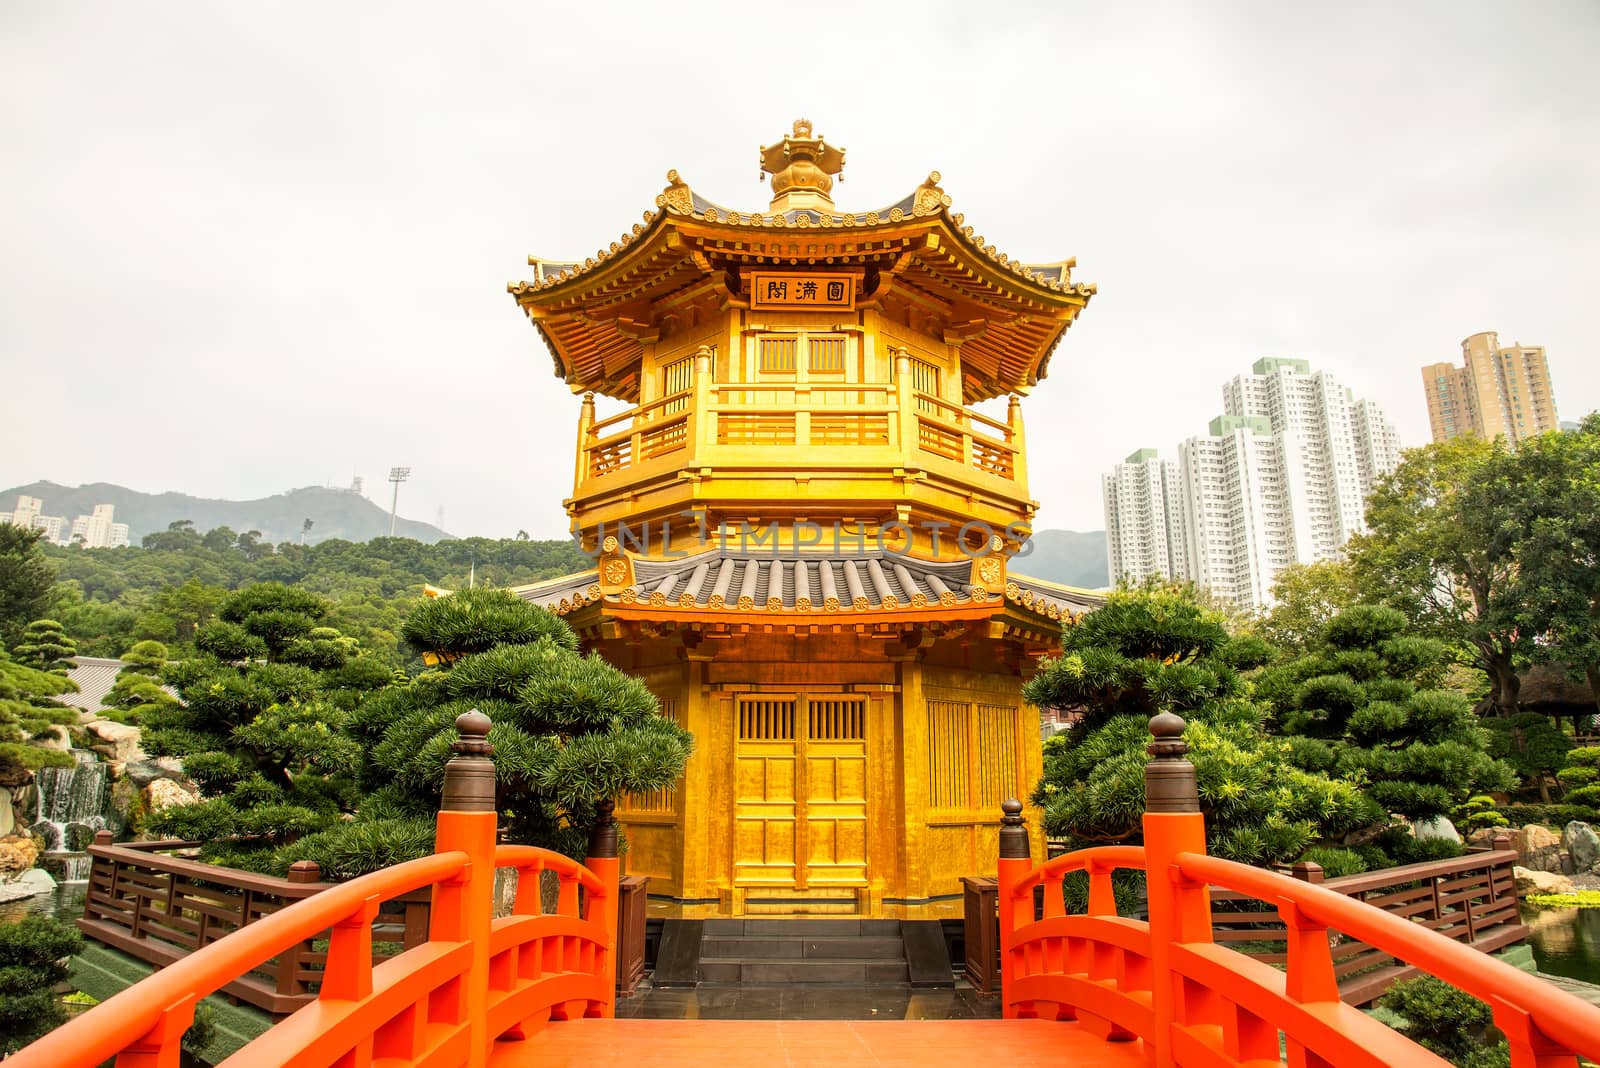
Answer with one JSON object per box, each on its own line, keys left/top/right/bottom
{"left": 507, "top": 121, "right": 1100, "bottom": 916}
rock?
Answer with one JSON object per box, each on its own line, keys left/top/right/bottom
{"left": 144, "top": 778, "right": 199, "bottom": 812}
{"left": 124, "top": 757, "right": 187, "bottom": 788}
{"left": 1515, "top": 825, "right": 1565, "bottom": 873}
{"left": 34, "top": 725, "right": 72, "bottom": 751}
{"left": 0, "top": 791, "right": 12, "bottom": 838}
{"left": 0, "top": 834, "right": 40, "bottom": 874}
{"left": 1514, "top": 866, "right": 1576, "bottom": 896}
{"left": 85, "top": 720, "right": 146, "bottom": 764}
{"left": 0, "top": 868, "right": 55, "bottom": 904}
{"left": 107, "top": 777, "right": 145, "bottom": 837}
{"left": 1564, "top": 822, "right": 1600, "bottom": 874}
{"left": 1413, "top": 816, "right": 1462, "bottom": 844}
{"left": 1466, "top": 827, "right": 1499, "bottom": 851}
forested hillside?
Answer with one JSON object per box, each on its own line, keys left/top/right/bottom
{"left": 44, "top": 530, "right": 591, "bottom": 665}
{"left": 1, "top": 481, "right": 452, "bottom": 545}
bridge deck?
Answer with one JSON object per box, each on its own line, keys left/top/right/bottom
{"left": 494, "top": 1019, "right": 1144, "bottom": 1068}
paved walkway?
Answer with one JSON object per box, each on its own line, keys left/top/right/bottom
{"left": 493, "top": 1019, "right": 1143, "bottom": 1068}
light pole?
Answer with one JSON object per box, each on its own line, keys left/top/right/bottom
{"left": 388, "top": 467, "right": 411, "bottom": 537}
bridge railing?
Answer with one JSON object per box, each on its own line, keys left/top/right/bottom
{"left": 11, "top": 710, "right": 618, "bottom": 1068}
{"left": 999, "top": 711, "right": 1600, "bottom": 1068}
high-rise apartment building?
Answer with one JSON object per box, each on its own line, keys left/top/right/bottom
{"left": 69, "top": 504, "right": 130, "bottom": 549}
{"left": 1102, "top": 358, "right": 1401, "bottom": 609}
{"left": 0, "top": 495, "right": 44, "bottom": 530}
{"left": 1422, "top": 331, "right": 1559, "bottom": 444}
{"left": 1102, "top": 449, "right": 1186, "bottom": 585}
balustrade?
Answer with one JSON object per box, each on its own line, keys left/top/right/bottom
{"left": 995, "top": 713, "right": 1600, "bottom": 1067}
{"left": 574, "top": 375, "right": 1024, "bottom": 490}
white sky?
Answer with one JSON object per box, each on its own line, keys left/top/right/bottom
{"left": 3, "top": 1, "right": 1596, "bottom": 539}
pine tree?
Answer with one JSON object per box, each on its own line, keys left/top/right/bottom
{"left": 1258, "top": 605, "right": 1516, "bottom": 825}
{"left": 13, "top": 618, "right": 76, "bottom": 671}
{"left": 1026, "top": 587, "right": 1376, "bottom": 867}
{"left": 141, "top": 585, "right": 388, "bottom": 866}
{"left": 331, "top": 588, "right": 694, "bottom": 863}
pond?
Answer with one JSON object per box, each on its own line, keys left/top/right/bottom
{"left": 0, "top": 881, "right": 85, "bottom": 925}
{"left": 1523, "top": 905, "right": 1600, "bottom": 986}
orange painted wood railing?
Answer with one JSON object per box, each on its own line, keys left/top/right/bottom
{"left": 9, "top": 711, "right": 619, "bottom": 1068}
{"left": 998, "top": 712, "right": 1600, "bottom": 1068}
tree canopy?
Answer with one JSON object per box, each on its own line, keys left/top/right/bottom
{"left": 1025, "top": 587, "right": 1374, "bottom": 866}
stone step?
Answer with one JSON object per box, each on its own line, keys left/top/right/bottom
{"left": 701, "top": 935, "right": 907, "bottom": 960}
{"left": 698, "top": 959, "right": 911, "bottom": 985}
{"left": 702, "top": 918, "right": 902, "bottom": 938}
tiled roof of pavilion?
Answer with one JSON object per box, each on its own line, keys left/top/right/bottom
{"left": 508, "top": 550, "right": 1102, "bottom": 623}
{"left": 508, "top": 123, "right": 1095, "bottom": 405}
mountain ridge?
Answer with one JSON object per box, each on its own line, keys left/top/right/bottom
{"left": 0, "top": 480, "right": 452, "bottom": 546}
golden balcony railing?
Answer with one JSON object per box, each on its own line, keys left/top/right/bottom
{"left": 573, "top": 376, "right": 1026, "bottom": 494}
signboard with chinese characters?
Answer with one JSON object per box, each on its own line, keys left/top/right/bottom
{"left": 748, "top": 273, "right": 855, "bottom": 311}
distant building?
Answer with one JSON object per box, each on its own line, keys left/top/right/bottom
{"left": 1423, "top": 331, "right": 1559, "bottom": 444}
{"left": 1102, "top": 449, "right": 1185, "bottom": 585}
{"left": 69, "top": 504, "right": 130, "bottom": 549}
{"left": 2, "top": 495, "right": 126, "bottom": 547}
{"left": 0, "top": 495, "right": 69, "bottom": 543}
{"left": 1103, "top": 358, "right": 1400, "bottom": 610}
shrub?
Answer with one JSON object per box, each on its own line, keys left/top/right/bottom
{"left": 1377, "top": 975, "right": 1509, "bottom": 1068}
{"left": 275, "top": 817, "right": 438, "bottom": 881}
{"left": 0, "top": 916, "right": 84, "bottom": 1054}
{"left": 1296, "top": 846, "right": 1369, "bottom": 878}
{"left": 1454, "top": 795, "right": 1509, "bottom": 832}
{"left": 1567, "top": 747, "right": 1600, "bottom": 768}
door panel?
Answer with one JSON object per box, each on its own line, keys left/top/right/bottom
{"left": 733, "top": 699, "right": 798, "bottom": 885}
{"left": 734, "top": 693, "right": 868, "bottom": 891}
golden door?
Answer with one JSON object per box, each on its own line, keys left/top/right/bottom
{"left": 733, "top": 694, "right": 868, "bottom": 890}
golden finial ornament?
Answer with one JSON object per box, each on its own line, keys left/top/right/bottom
{"left": 759, "top": 118, "right": 846, "bottom": 212}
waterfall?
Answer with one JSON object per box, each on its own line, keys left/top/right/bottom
{"left": 31, "top": 750, "right": 109, "bottom": 883}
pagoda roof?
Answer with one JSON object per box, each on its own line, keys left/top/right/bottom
{"left": 510, "top": 161, "right": 1094, "bottom": 404}
{"left": 509, "top": 549, "right": 1102, "bottom": 624}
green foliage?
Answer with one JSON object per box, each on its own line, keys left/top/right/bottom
{"left": 1264, "top": 606, "right": 1516, "bottom": 821}
{"left": 42, "top": 530, "right": 593, "bottom": 665}
{"left": 1525, "top": 890, "right": 1600, "bottom": 908}
{"left": 1348, "top": 437, "right": 1531, "bottom": 718}
{"left": 1567, "top": 747, "right": 1600, "bottom": 768}
{"left": 1372, "top": 826, "right": 1467, "bottom": 865}
{"left": 0, "top": 916, "right": 84, "bottom": 1054}
{"left": 13, "top": 618, "right": 77, "bottom": 670}
{"left": 1503, "top": 803, "right": 1595, "bottom": 828}
{"left": 142, "top": 584, "right": 390, "bottom": 849}
{"left": 276, "top": 816, "right": 439, "bottom": 880}
{"left": 1454, "top": 795, "right": 1509, "bottom": 831}
{"left": 363, "top": 590, "right": 692, "bottom": 856}
{"left": 403, "top": 587, "right": 578, "bottom": 659}
{"left": 1027, "top": 587, "right": 1373, "bottom": 866}
{"left": 0, "top": 523, "right": 56, "bottom": 649}
{"left": 0, "top": 644, "right": 79, "bottom": 777}
{"left": 1377, "top": 976, "right": 1509, "bottom": 1068}
{"left": 1482, "top": 713, "right": 1571, "bottom": 790}
{"left": 1260, "top": 560, "right": 1359, "bottom": 654}
{"left": 1296, "top": 846, "right": 1369, "bottom": 878}
{"left": 1556, "top": 766, "right": 1597, "bottom": 786}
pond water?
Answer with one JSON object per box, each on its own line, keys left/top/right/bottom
{"left": 1523, "top": 905, "right": 1600, "bottom": 985}
{"left": 0, "top": 881, "right": 86, "bottom": 925}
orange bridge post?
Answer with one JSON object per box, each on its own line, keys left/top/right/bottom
{"left": 995, "top": 798, "right": 1032, "bottom": 1020}
{"left": 1141, "top": 712, "right": 1214, "bottom": 1068}
{"left": 583, "top": 800, "right": 621, "bottom": 1015}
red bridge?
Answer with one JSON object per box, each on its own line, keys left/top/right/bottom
{"left": 15, "top": 711, "right": 1600, "bottom": 1068}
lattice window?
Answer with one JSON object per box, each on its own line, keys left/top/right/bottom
{"left": 739, "top": 697, "right": 797, "bottom": 740}
{"left": 910, "top": 356, "right": 941, "bottom": 412}
{"left": 810, "top": 415, "right": 889, "bottom": 447}
{"left": 619, "top": 699, "right": 682, "bottom": 815}
{"left": 809, "top": 336, "right": 846, "bottom": 373}
{"left": 928, "top": 699, "right": 970, "bottom": 809}
{"left": 662, "top": 355, "right": 694, "bottom": 414}
{"left": 928, "top": 696, "right": 1019, "bottom": 811}
{"left": 808, "top": 696, "right": 866, "bottom": 741}
{"left": 758, "top": 335, "right": 798, "bottom": 373}
{"left": 975, "top": 704, "right": 1018, "bottom": 809}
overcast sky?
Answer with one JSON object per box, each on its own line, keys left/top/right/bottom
{"left": 3, "top": 2, "right": 1596, "bottom": 540}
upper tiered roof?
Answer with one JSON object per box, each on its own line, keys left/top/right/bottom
{"left": 509, "top": 121, "right": 1094, "bottom": 405}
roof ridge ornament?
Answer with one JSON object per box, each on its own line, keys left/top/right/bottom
{"left": 759, "top": 118, "right": 845, "bottom": 213}
{"left": 657, "top": 169, "right": 694, "bottom": 214}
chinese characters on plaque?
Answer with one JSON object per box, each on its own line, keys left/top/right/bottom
{"left": 749, "top": 273, "right": 855, "bottom": 311}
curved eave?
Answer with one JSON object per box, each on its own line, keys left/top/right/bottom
{"left": 507, "top": 180, "right": 1095, "bottom": 401}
